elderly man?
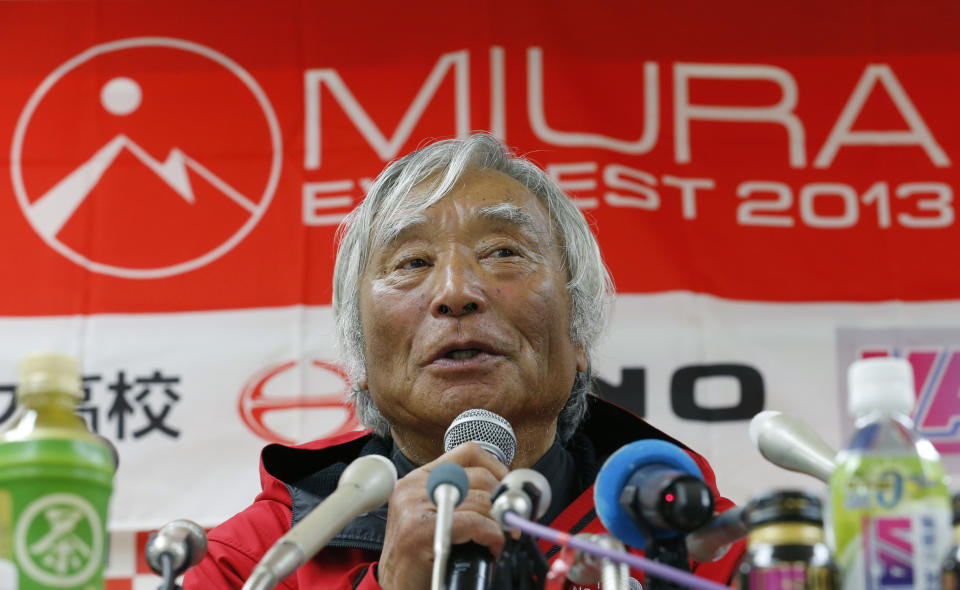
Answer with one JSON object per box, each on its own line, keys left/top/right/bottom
{"left": 185, "top": 134, "right": 743, "bottom": 589}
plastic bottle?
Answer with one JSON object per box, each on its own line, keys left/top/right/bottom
{"left": 940, "top": 493, "right": 960, "bottom": 590}
{"left": 826, "top": 357, "right": 951, "bottom": 590}
{"left": 737, "top": 489, "right": 838, "bottom": 590}
{"left": 0, "top": 353, "right": 115, "bottom": 590}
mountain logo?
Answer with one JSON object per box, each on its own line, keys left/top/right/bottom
{"left": 10, "top": 37, "right": 282, "bottom": 279}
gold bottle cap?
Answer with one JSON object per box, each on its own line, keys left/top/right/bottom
{"left": 17, "top": 352, "right": 82, "bottom": 399}
{"left": 745, "top": 489, "right": 824, "bottom": 529}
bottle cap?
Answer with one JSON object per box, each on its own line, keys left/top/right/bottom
{"left": 17, "top": 352, "right": 82, "bottom": 399}
{"left": 847, "top": 357, "right": 915, "bottom": 417}
{"left": 744, "top": 489, "right": 823, "bottom": 528}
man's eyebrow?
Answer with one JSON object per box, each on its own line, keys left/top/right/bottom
{"left": 380, "top": 213, "right": 427, "bottom": 247}
{"left": 477, "top": 203, "right": 536, "bottom": 229}
{"left": 378, "top": 202, "right": 539, "bottom": 248}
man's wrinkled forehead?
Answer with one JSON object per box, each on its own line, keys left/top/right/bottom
{"left": 371, "top": 173, "right": 548, "bottom": 250}
{"left": 379, "top": 202, "right": 538, "bottom": 248}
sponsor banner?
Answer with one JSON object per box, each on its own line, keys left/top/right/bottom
{"left": 2, "top": 2, "right": 960, "bottom": 316}
{"left": 0, "top": 306, "right": 355, "bottom": 529}
{"left": 3, "top": 0, "right": 960, "bottom": 551}
{"left": 4, "top": 295, "right": 960, "bottom": 530}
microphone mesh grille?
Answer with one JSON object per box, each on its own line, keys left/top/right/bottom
{"left": 443, "top": 409, "right": 517, "bottom": 466}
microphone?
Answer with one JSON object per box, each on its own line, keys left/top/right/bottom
{"left": 491, "top": 468, "right": 553, "bottom": 530}
{"left": 444, "top": 408, "right": 517, "bottom": 465}
{"left": 441, "top": 409, "right": 518, "bottom": 590}
{"left": 145, "top": 519, "right": 207, "bottom": 587}
{"left": 749, "top": 410, "right": 837, "bottom": 483}
{"left": 242, "top": 454, "right": 397, "bottom": 590}
{"left": 683, "top": 506, "right": 746, "bottom": 562}
{"left": 594, "top": 439, "right": 714, "bottom": 551}
{"left": 568, "top": 533, "right": 630, "bottom": 590}
{"left": 428, "top": 463, "right": 470, "bottom": 590}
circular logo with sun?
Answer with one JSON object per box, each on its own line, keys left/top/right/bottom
{"left": 11, "top": 37, "right": 282, "bottom": 279}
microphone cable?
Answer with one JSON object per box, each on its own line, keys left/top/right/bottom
{"left": 499, "top": 511, "right": 729, "bottom": 590}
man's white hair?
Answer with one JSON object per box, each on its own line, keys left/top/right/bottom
{"left": 332, "top": 133, "right": 613, "bottom": 443}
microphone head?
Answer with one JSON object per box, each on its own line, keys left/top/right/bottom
{"left": 427, "top": 462, "right": 470, "bottom": 507}
{"left": 594, "top": 439, "right": 703, "bottom": 550}
{"left": 338, "top": 454, "right": 398, "bottom": 513}
{"left": 749, "top": 410, "right": 836, "bottom": 483}
{"left": 497, "top": 468, "right": 553, "bottom": 521}
{"left": 748, "top": 411, "right": 782, "bottom": 447}
{"left": 443, "top": 409, "right": 517, "bottom": 466}
{"left": 145, "top": 519, "right": 207, "bottom": 576}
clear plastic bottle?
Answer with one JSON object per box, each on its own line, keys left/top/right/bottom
{"left": 940, "top": 493, "right": 960, "bottom": 590}
{"left": 826, "top": 357, "right": 951, "bottom": 590}
{"left": 0, "top": 353, "right": 116, "bottom": 590}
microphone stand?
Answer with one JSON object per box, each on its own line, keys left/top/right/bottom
{"left": 491, "top": 534, "right": 549, "bottom": 590}
{"left": 445, "top": 542, "right": 495, "bottom": 590}
{"left": 641, "top": 536, "right": 689, "bottom": 590}
{"left": 155, "top": 552, "right": 182, "bottom": 590}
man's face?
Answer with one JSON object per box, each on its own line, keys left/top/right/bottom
{"left": 358, "top": 168, "right": 587, "bottom": 453}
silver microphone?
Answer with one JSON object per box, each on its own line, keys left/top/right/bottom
{"left": 145, "top": 519, "right": 207, "bottom": 579}
{"left": 441, "top": 409, "right": 517, "bottom": 590}
{"left": 428, "top": 463, "right": 470, "bottom": 590}
{"left": 684, "top": 506, "right": 747, "bottom": 562}
{"left": 242, "top": 454, "right": 397, "bottom": 590}
{"left": 443, "top": 408, "right": 517, "bottom": 466}
{"left": 749, "top": 410, "right": 837, "bottom": 483}
{"left": 491, "top": 468, "right": 552, "bottom": 531}
{"left": 568, "top": 533, "right": 630, "bottom": 590}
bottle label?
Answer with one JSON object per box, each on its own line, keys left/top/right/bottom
{"left": 0, "top": 490, "right": 17, "bottom": 589}
{"left": 12, "top": 493, "right": 104, "bottom": 588}
{"left": 749, "top": 564, "right": 806, "bottom": 590}
{"left": 828, "top": 454, "right": 951, "bottom": 590}
{"left": 743, "top": 563, "right": 837, "bottom": 590}
{"left": 862, "top": 514, "right": 940, "bottom": 590}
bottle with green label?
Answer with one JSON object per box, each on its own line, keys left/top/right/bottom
{"left": 940, "top": 493, "right": 960, "bottom": 590}
{"left": 0, "top": 353, "right": 116, "bottom": 590}
{"left": 825, "top": 357, "right": 951, "bottom": 590}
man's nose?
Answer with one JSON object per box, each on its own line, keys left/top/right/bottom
{"left": 430, "top": 254, "right": 487, "bottom": 318}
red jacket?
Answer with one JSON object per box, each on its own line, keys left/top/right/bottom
{"left": 184, "top": 397, "right": 745, "bottom": 589}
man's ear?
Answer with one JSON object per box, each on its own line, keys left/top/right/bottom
{"left": 576, "top": 343, "right": 588, "bottom": 373}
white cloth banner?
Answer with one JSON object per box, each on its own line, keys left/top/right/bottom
{"left": 4, "top": 293, "right": 960, "bottom": 530}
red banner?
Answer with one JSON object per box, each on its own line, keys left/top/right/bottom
{"left": 3, "top": 1, "right": 960, "bottom": 315}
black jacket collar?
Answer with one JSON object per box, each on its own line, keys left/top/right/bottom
{"left": 259, "top": 395, "right": 687, "bottom": 550}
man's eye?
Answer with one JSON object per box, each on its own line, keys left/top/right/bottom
{"left": 491, "top": 247, "right": 517, "bottom": 258}
{"left": 400, "top": 258, "right": 429, "bottom": 269}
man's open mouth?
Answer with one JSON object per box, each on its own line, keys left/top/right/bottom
{"left": 445, "top": 349, "right": 483, "bottom": 360}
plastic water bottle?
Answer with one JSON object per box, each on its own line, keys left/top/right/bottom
{"left": 940, "top": 493, "right": 960, "bottom": 590}
{"left": 0, "top": 353, "right": 116, "bottom": 590}
{"left": 826, "top": 357, "right": 951, "bottom": 590}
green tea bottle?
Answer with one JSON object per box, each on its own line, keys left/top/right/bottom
{"left": 0, "top": 353, "right": 115, "bottom": 590}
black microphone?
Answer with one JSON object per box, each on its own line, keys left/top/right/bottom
{"left": 145, "top": 520, "right": 207, "bottom": 590}
{"left": 594, "top": 439, "right": 714, "bottom": 549}
{"left": 594, "top": 439, "right": 715, "bottom": 590}
{"left": 442, "top": 409, "right": 518, "bottom": 590}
